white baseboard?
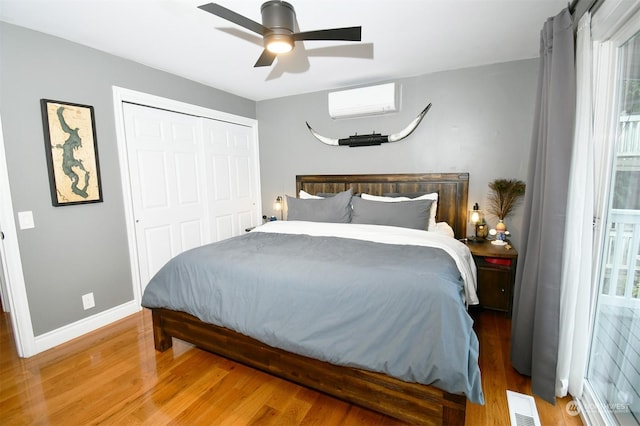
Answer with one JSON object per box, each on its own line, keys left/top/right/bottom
{"left": 34, "top": 300, "right": 141, "bottom": 354}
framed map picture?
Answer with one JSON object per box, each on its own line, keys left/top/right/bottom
{"left": 41, "top": 99, "right": 103, "bottom": 206}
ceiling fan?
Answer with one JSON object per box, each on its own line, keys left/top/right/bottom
{"left": 198, "top": 1, "right": 362, "bottom": 67}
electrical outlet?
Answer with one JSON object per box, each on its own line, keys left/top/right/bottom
{"left": 82, "top": 293, "right": 95, "bottom": 310}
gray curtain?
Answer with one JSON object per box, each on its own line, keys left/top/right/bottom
{"left": 511, "top": 8, "right": 575, "bottom": 403}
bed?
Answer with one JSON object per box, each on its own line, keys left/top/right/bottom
{"left": 143, "top": 172, "right": 483, "bottom": 425}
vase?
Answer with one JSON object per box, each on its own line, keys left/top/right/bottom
{"left": 491, "top": 219, "right": 508, "bottom": 246}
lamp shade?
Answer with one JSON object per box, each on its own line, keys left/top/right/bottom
{"left": 470, "top": 210, "right": 481, "bottom": 224}
{"left": 469, "top": 202, "right": 483, "bottom": 224}
{"left": 273, "top": 195, "right": 283, "bottom": 211}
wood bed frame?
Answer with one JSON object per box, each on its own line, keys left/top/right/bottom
{"left": 150, "top": 172, "right": 470, "bottom": 425}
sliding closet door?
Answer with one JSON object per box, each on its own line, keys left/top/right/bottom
{"left": 122, "top": 101, "right": 261, "bottom": 292}
{"left": 123, "top": 103, "right": 209, "bottom": 290}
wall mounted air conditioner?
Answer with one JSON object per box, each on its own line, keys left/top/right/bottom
{"left": 328, "top": 83, "right": 399, "bottom": 119}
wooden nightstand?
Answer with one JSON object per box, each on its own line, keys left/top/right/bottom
{"left": 466, "top": 240, "right": 518, "bottom": 316}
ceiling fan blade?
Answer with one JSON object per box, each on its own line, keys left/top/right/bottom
{"left": 254, "top": 49, "right": 277, "bottom": 67}
{"left": 198, "top": 3, "right": 267, "bottom": 36}
{"left": 293, "top": 26, "right": 362, "bottom": 42}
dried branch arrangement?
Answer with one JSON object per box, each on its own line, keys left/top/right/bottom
{"left": 487, "top": 179, "right": 526, "bottom": 220}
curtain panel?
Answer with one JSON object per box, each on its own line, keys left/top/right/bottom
{"left": 556, "top": 12, "right": 594, "bottom": 400}
{"left": 511, "top": 8, "right": 575, "bottom": 403}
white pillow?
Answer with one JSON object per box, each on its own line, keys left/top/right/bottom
{"left": 299, "top": 190, "right": 323, "bottom": 199}
{"left": 361, "top": 192, "right": 438, "bottom": 231}
{"left": 434, "top": 222, "right": 455, "bottom": 238}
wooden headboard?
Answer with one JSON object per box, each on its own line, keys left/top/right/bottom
{"left": 296, "top": 173, "right": 469, "bottom": 239}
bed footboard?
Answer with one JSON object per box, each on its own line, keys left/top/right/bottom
{"left": 149, "top": 307, "right": 466, "bottom": 425}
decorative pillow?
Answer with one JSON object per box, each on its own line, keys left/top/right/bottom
{"left": 299, "top": 190, "right": 323, "bottom": 199}
{"left": 286, "top": 188, "right": 352, "bottom": 223}
{"left": 351, "top": 196, "right": 433, "bottom": 230}
{"left": 363, "top": 192, "right": 439, "bottom": 231}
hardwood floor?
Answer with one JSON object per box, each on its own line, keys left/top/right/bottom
{"left": 0, "top": 308, "right": 582, "bottom": 425}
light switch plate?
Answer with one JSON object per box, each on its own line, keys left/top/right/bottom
{"left": 17, "top": 211, "right": 35, "bottom": 230}
{"left": 82, "top": 293, "right": 95, "bottom": 310}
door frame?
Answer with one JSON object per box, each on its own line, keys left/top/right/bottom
{"left": 112, "top": 87, "right": 261, "bottom": 304}
{"left": 0, "top": 113, "right": 37, "bottom": 357}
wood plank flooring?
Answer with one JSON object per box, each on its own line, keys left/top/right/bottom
{"left": 0, "top": 308, "right": 582, "bottom": 425}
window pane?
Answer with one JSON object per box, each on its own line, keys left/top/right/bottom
{"left": 587, "top": 29, "right": 640, "bottom": 425}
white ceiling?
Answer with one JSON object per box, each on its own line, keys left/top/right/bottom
{"left": 0, "top": 0, "right": 566, "bottom": 101}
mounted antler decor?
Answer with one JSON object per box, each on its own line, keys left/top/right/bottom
{"left": 306, "top": 103, "right": 432, "bottom": 147}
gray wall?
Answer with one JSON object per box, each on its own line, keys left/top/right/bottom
{"left": 257, "top": 59, "right": 538, "bottom": 247}
{"left": 0, "top": 22, "right": 255, "bottom": 336}
{"left": 1, "top": 20, "right": 538, "bottom": 337}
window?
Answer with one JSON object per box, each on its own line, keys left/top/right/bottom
{"left": 586, "top": 12, "right": 640, "bottom": 424}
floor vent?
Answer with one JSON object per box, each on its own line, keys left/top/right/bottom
{"left": 507, "top": 390, "right": 541, "bottom": 426}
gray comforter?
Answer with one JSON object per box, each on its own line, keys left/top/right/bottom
{"left": 142, "top": 229, "right": 484, "bottom": 404}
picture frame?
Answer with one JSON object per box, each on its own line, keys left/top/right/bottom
{"left": 40, "top": 99, "right": 103, "bottom": 206}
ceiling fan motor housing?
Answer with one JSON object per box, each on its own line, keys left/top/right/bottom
{"left": 261, "top": 1, "right": 295, "bottom": 34}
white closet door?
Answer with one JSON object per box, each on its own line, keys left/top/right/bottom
{"left": 123, "top": 103, "right": 209, "bottom": 290}
{"left": 202, "top": 118, "right": 259, "bottom": 241}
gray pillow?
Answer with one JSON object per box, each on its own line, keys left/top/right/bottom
{"left": 286, "top": 188, "right": 353, "bottom": 223}
{"left": 351, "top": 196, "right": 433, "bottom": 230}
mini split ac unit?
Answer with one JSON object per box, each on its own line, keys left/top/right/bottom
{"left": 328, "top": 83, "right": 399, "bottom": 119}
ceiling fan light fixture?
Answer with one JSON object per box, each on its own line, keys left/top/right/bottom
{"left": 265, "top": 34, "right": 293, "bottom": 54}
